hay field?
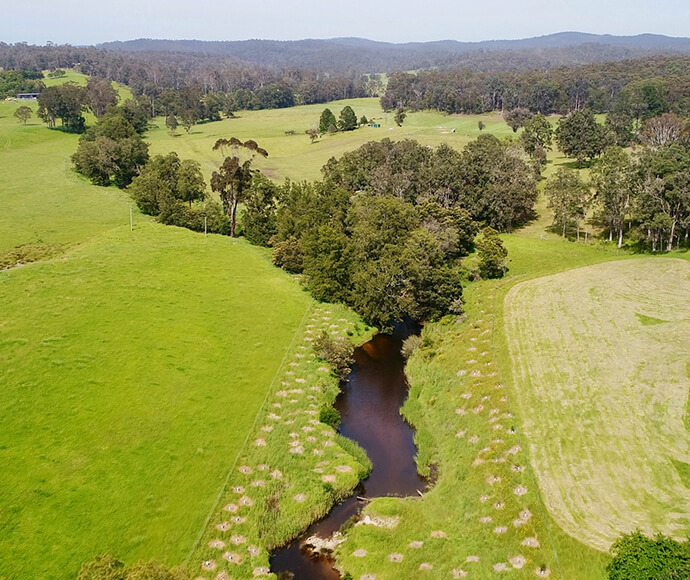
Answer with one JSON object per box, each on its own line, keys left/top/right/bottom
{"left": 505, "top": 258, "right": 690, "bottom": 550}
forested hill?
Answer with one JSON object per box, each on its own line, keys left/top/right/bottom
{"left": 96, "top": 33, "right": 690, "bottom": 73}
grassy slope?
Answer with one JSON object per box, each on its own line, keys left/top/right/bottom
{"left": 0, "top": 74, "right": 317, "bottom": 578}
{"left": 0, "top": 99, "right": 137, "bottom": 253}
{"left": 0, "top": 224, "right": 313, "bottom": 578}
{"left": 505, "top": 258, "right": 690, "bottom": 550}
{"left": 191, "top": 303, "right": 375, "bottom": 579}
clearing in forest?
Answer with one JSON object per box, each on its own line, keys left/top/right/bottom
{"left": 505, "top": 258, "right": 690, "bottom": 550}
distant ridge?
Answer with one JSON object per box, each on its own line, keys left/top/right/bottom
{"left": 96, "top": 33, "right": 690, "bottom": 73}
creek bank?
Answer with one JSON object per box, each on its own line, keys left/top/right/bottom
{"left": 270, "top": 321, "right": 427, "bottom": 579}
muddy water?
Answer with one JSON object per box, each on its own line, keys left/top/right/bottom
{"left": 270, "top": 323, "right": 426, "bottom": 579}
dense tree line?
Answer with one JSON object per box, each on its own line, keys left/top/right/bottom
{"left": 0, "top": 43, "right": 373, "bottom": 110}
{"left": 10, "top": 34, "right": 690, "bottom": 76}
{"left": 235, "top": 137, "right": 529, "bottom": 328}
{"left": 0, "top": 69, "right": 44, "bottom": 97}
{"left": 321, "top": 137, "right": 537, "bottom": 231}
{"left": 381, "top": 56, "right": 690, "bottom": 117}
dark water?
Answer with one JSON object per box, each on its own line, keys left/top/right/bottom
{"left": 270, "top": 323, "right": 426, "bottom": 579}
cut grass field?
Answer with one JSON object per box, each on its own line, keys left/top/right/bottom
{"left": 505, "top": 258, "right": 690, "bottom": 550}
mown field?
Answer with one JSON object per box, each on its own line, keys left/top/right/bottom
{"left": 505, "top": 258, "right": 690, "bottom": 550}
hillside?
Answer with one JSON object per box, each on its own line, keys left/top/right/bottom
{"left": 96, "top": 32, "right": 690, "bottom": 73}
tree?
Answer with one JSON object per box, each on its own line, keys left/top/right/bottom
{"left": 129, "top": 153, "right": 206, "bottom": 216}
{"left": 634, "top": 143, "right": 690, "bottom": 251}
{"left": 604, "top": 112, "right": 635, "bottom": 147}
{"left": 177, "top": 160, "right": 206, "bottom": 208}
{"left": 37, "top": 82, "right": 87, "bottom": 132}
{"left": 555, "top": 108, "right": 604, "bottom": 166}
{"left": 319, "top": 108, "right": 337, "bottom": 133}
{"left": 360, "top": 115, "right": 368, "bottom": 125}
{"left": 521, "top": 113, "right": 553, "bottom": 156}
{"left": 306, "top": 128, "right": 319, "bottom": 143}
{"left": 179, "top": 108, "right": 198, "bottom": 133}
{"left": 607, "top": 531, "right": 690, "bottom": 580}
{"left": 640, "top": 113, "right": 686, "bottom": 148}
{"left": 165, "top": 114, "right": 178, "bottom": 136}
{"left": 394, "top": 106, "right": 406, "bottom": 127}
{"left": 477, "top": 121, "right": 485, "bottom": 131}
{"left": 242, "top": 173, "right": 278, "bottom": 245}
{"left": 591, "top": 146, "right": 633, "bottom": 247}
{"left": 13, "top": 105, "right": 32, "bottom": 125}
{"left": 338, "top": 105, "right": 357, "bottom": 131}
{"left": 72, "top": 113, "right": 149, "bottom": 187}
{"left": 86, "top": 77, "right": 118, "bottom": 118}
{"left": 503, "top": 107, "right": 532, "bottom": 132}
{"left": 211, "top": 138, "right": 267, "bottom": 237}
{"left": 545, "top": 167, "right": 590, "bottom": 238}
{"left": 476, "top": 227, "right": 508, "bottom": 278}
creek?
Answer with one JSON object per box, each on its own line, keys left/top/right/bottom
{"left": 270, "top": 322, "right": 426, "bottom": 579}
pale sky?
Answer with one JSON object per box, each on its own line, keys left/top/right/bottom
{"left": 4, "top": 0, "right": 690, "bottom": 45}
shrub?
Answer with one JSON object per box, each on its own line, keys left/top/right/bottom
{"left": 272, "top": 236, "right": 304, "bottom": 272}
{"left": 319, "top": 405, "right": 340, "bottom": 428}
{"left": 607, "top": 531, "right": 690, "bottom": 580}
{"left": 313, "top": 331, "right": 354, "bottom": 379}
{"left": 401, "top": 334, "right": 422, "bottom": 359}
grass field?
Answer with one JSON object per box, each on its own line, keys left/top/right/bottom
{"left": 4, "top": 70, "right": 688, "bottom": 580}
{"left": 505, "top": 258, "right": 690, "bottom": 550}
{"left": 0, "top": 224, "right": 315, "bottom": 578}
{"left": 0, "top": 99, "right": 138, "bottom": 254}
{"left": 145, "top": 98, "right": 516, "bottom": 182}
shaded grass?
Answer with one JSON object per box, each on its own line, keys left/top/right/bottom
{"left": 0, "top": 223, "right": 313, "bottom": 578}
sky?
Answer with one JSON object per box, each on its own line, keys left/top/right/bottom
{"left": 4, "top": 0, "right": 690, "bottom": 46}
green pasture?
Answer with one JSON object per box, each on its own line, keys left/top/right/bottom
{"left": 4, "top": 68, "right": 687, "bottom": 580}
{"left": 0, "top": 99, "right": 138, "bottom": 255}
{"left": 146, "top": 98, "right": 516, "bottom": 182}
{"left": 0, "top": 223, "right": 312, "bottom": 578}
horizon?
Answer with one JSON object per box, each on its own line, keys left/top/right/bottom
{"left": 6, "top": 30, "right": 690, "bottom": 49}
{"left": 5, "top": 0, "right": 690, "bottom": 46}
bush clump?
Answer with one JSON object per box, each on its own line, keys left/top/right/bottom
{"left": 313, "top": 330, "right": 354, "bottom": 379}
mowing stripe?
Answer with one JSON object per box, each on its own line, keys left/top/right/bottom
{"left": 184, "top": 299, "right": 315, "bottom": 565}
{"left": 491, "top": 281, "right": 564, "bottom": 580}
